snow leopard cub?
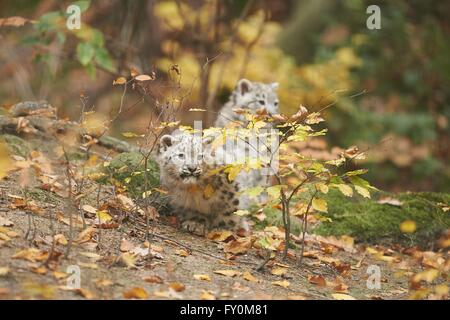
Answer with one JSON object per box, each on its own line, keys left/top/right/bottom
{"left": 157, "top": 130, "right": 244, "bottom": 234}
{"left": 214, "top": 78, "right": 279, "bottom": 127}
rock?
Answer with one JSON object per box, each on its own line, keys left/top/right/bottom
{"left": 0, "top": 134, "right": 30, "bottom": 157}
{"left": 10, "top": 100, "right": 56, "bottom": 118}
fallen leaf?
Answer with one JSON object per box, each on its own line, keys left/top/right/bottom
{"left": 308, "top": 275, "right": 327, "bottom": 287}
{"left": 94, "top": 278, "right": 113, "bottom": 287}
{"left": 76, "top": 288, "right": 95, "bottom": 299}
{"left": 213, "top": 270, "right": 241, "bottom": 277}
{"left": 120, "top": 238, "right": 135, "bottom": 252}
{"left": 200, "top": 290, "right": 216, "bottom": 300}
{"left": 143, "top": 275, "right": 164, "bottom": 284}
{"left": 377, "top": 197, "right": 403, "bottom": 206}
{"left": 272, "top": 280, "right": 290, "bottom": 288}
{"left": 81, "top": 204, "right": 97, "bottom": 214}
{"left": 123, "top": 287, "right": 149, "bottom": 299}
{"left": 12, "top": 248, "right": 48, "bottom": 262}
{"left": 175, "top": 249, "right": 190, "bottom": 257}
{"left": 54, "top": 234, "right": 68, "bottom": 245}
{"left": 331, "top": 293, "right": 356, "bottom": 300}
{"left": 0, "top": 267, "right": 10, "bottom": 276}
{"left": 271, "top": 267, "right": 288, "bottom": 276}
{"left": 193, "top": 274, "right": 211, "bottom": 281}
{"left": 242, "top": 271, "right": 259, "bottom": 282}
{"left": 223, "top": 237, "right": 253, "bottom": 255}
{"left": 118, "top": 253, "right": 137, "bottom": 269}
{"left": 75, "top": 227, "right": 96, "bottom": 244}
{"left": 206, "top": 230, "right": 233, "bottom": 242}
{"left": 53, "top": 271, "right": 68, "bottom": 280}
{"left": 169, "top": 282, "right": 185, "bottom": 292}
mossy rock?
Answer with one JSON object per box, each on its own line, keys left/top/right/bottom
{"left": 103, "top": 152, "right": 160, "bottom": 199}
{"left": 314, "top": 189, "right": 450, "bottom": 248}
{"left": 1, "top": 134, "right": 30, "bottom": 157}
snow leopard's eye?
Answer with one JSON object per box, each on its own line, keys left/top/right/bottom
{"left": 178, "top": 153, "right": 185, "bottom": 159}
{"left": 258, "top": 100, "right": 265, "bottom": 105}
{"left": 197, "top": 154, "right": 203, "bottom": 160}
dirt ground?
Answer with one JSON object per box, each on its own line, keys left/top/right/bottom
{"left": 0, "top": 126, "right": 442, "bottom": 300}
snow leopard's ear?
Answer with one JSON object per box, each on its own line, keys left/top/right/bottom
{"left": 270, "top": 82, "right": 279, "bottom": 90}
{"left": 237, "top": 78, "right": 252, "bottom": 95}
{"left": 160, "top": 134, "right": 175, "bottom": 150}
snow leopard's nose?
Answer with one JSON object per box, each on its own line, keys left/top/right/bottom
{"left": 186, "top": 165, "right": 197, "bottom": 173}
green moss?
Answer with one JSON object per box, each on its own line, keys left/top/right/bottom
{"left": 103, "top": 152, "right": 160, "bottom": 199}
{"left": 1, "top": 134, "right": 30, "bottom": 157}
{"left": 27, "top": 187, "right": 62, "bottom": 204}
{"left": 314, "top": 189, "right": 450, "bottom": 248}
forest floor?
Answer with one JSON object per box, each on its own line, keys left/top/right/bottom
{"left": 0, "top": 113, "right": 448, "bottom": 300}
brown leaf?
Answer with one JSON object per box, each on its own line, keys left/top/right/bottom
{"left": 12, "top": 248, "right": 48, "bottom": 262}
{"left": 76, "top": 288, "right": 95, "bottom": 299}
{"left": 169, "top": 282, "right": 185, "bottom": 292}
{"left": 271, "top": 267, "right": 288, "bottom": 276}
{"left": 0, "top": 16, "right": 34, "bottom": 27}
{"left": 143, "top": 275, "right": 164, "bottom": 284}
{"left": 213, "top": 270, "right": 241, "bottom": 277}
{"left": 120, "top": 238, "right": 135, "bottom": 252}
{"left": 123, "top": 287, "right": 149, "bottom": 299}
{"left": 308, "top": 275, "right": 327, "bottom": 287}
{"left": 74, "top": 227, "right": 96, "bottom": 244}
{"left": 223, "top": 237, "right": 253, "bottom": 255}
{"left": 207, "top": 230, "right": 234, "bottom": 242}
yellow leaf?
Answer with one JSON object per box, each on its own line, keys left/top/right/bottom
{"left": 123, "top": 287, "right": 148, "bottom": 299}
{"left": 242, "top": 271, "right": 259, "bottom": 282}
{"left": 0, "top": 267, "right": 10, "bottom": 276}
{"left": 271, "top": 267, "right": 288, "bottom": 276}
{"left": 113, "top": 77, "right": 126, "bottom": 85}
{"left": 227, "top": 165, "right": 242, "bottom": 182}
{"left": 400, "top": 220, "right": 416, "bottom": 233}
{"left": 331, "top": 293, "right": 356, "bottom": 300}
{"left": 413, "top": 269, "right": 439, "bottom": 283}
{"left": 312, "top": 198, "right": 328, "bottom": 213}
{"left": 193, "top": 274, "right": 211, "bottom": 281}
{"left": 0, "top": 141, "right": 13, "bottom": 180}
{"left": 97, "top": 210, "right": 112, "bottom": 222}
{"left": 272, "top": 280, "right": 290, "bottom": 288}
{"left": 315, "top": 183, "right": 329, "bottom": 194}
{"left": 169, "top": 282, "right": 185, "bottom": 292}
{"left": 200, "top": 290, "right": 216, "bottom": 300}
{"left": 355, "top": 185, "right": 370, "bottom": 198}
{"left": 54, "top": 234, "right": 68, "bottom": 245}
{"left": 336, "top": 184, "right": 353, "bottom": 197}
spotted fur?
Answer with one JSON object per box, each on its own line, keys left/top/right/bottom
{"left": 157, "top": 130, "right": 244, "bottom": 234}
{"left": 214, "top": 78, "right": 279, "bottom": 127}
